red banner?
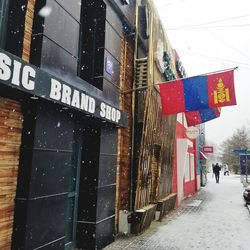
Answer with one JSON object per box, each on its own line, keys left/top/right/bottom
{"left": 203, "top": 146, "right": 213, "bottom": 153}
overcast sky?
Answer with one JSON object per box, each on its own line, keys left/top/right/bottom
{"left": 154, "top": 0, "right": 250, "bottom": 146}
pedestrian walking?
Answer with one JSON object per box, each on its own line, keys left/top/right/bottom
{"left": 214, "top": 163, "right": 221, "bottom": 183}
{"left": 224, "top": 163, "right": 229, "bottom": 176}
{"left": 212, "top": 163, "right": 215, "bottom": 178}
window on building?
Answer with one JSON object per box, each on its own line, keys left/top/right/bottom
{"left": 78, "top": 0, "right": 106, "bottom": 90}
{"left": 190, "top": 153, "right": 195, "bottom": 180}
{"left": 185, "top": 153, "right": 190, "bottom": 182}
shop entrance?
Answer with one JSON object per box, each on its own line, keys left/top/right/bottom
{"left": 65, "top": 122, "right": 82, "bottom": 250}
{"left": 0, "top": 97, "right": 23, "bottom": 249}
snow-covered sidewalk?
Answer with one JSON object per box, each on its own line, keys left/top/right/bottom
{"left": 104, "top": 174, "right": 250, "bottom": 250}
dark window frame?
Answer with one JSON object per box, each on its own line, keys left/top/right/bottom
{"left": 0, "top": 0, "right": 10, "bottom": 48}
{"left": 78, "top": 0, "right": 106, "bottom": 90}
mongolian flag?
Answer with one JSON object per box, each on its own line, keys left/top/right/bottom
{"left": 185, "top": 107, "right": 221, "bottom": 127}
{"left": 159, "top": 69, "right": 236, "bottom": 115}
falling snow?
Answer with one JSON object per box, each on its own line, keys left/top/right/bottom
{"left": 38, "top": 6, "right": 52, "bottom": 17}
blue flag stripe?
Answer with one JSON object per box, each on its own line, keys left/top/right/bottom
{"left": 199, "top": 108, "right": 217, "bottom": 122}
{"left": 183, "top": 76, "right": 209, "bottom": 111}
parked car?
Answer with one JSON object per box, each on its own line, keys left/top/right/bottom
{"left": 243, "top": 187, "right": 250, "bottom": 204}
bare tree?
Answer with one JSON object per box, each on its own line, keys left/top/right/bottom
{"left": 219, "top": 126, "right": 250, "bottom": 174}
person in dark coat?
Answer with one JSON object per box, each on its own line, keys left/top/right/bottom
{"left": 212, "top": 163, "right": 215, "bottom": 178}
{"left": 214, "top": 163, "right": 221, "bottom": 183}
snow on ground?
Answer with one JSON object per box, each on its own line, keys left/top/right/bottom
{"left": 105, "top": 174, "right": 250, "bottom": 250}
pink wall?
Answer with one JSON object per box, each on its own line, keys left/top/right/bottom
{"left": 172, "top": 145, "right": 177, "bottom": 193}
{"left": 172, "top": 114, "right": 197, "bottom": 203}
{"left": 184, "top": 180, "right": 196, "bottom": 197}
{"left": 172, "top": 122, "right": 185, "bottom": 194}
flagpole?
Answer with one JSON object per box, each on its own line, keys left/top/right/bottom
{"left": 122, "top": 66, "right": 238, "bottom": 95}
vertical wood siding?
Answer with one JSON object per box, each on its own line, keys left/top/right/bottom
{"left": 0, "top": 0, "right": 33, "bottom": 247}
{"left": 0, "top": 98, "right": 23, "bottom": 250}
{"left": 134, "top": 0, "right": 177, "bottom": 210}
{"left": 116, "top": 35, "right": 134, "bottom": 222}
{"left": 134, "top": 89, "right": 176, "bottom": 209}
{"left": 22, "top": 0, "right": 36, "bottom": 62}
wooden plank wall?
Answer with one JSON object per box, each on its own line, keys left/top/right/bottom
{"left": 0, "top": 98, "right": 23, "bottom": 250}
{"left": 134, "top": 87, "right": 176, "bottom": 210}
{"left": 22, "top": 0, "right": 36, "bottom": 62}
{"left": 0, "top": 0, "right": 34, "bottom": 247}
{"left": 116, "top": 34, "right": 134, "bottom": 224}
{"left": 134, "top": 0, "right": 177, "bottom": 210}
{"left": 134, "top": 89, "right": 160, "bottom": 209}
{"left": 158, "top": 114, "right": 176, "bottom": 199}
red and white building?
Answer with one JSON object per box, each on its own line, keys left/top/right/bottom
{"left": 172, "top": 113, "right": 199, "bottom": 205}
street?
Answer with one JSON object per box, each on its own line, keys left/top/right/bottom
{"left": 105, "top": 174, "right": 250, "bottom": 250}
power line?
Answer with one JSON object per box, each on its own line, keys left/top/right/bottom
{"left": 165, "top": 13, "right": 250, "bottom": 30}
{"left": 194, "top": 13, "right": 250, "bottom": 25}
{"left": 206, "top": 29, "right": 250, "bottom": 61}
{"left": 167, "top": 23, "right": 250, "bottom": 30}
{"left": 179, "top": 49, "right": 250, "bottom": 70}
{"left": 155, "top": 0, "right": 182, "bottom": 8}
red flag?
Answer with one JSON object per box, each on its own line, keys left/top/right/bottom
{"left": 207, "top": 70, "right": 236, "bottom": 108}
{"left": 160, "top": 80, "right": 185, "bottom": 115}
{"left": 160, "top": 69, "right": 237, "bottom": 116}
{"left": 185, "top": 111, "right": 202, "bottom": 126}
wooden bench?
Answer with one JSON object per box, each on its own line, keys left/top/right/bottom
{"left": 130, "top": 204, "right": 157, "bottom": 235}
{"left": 156, "top": 193, "right": 177, "bottom": 221}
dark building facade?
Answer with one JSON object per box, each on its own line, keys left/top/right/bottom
{"left": 0, "top": 0, "right": 135, "bottom": 249}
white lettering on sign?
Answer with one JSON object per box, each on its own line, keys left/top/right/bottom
{"left": 49, "top": 79, "right": 62, "bottom": 100}
{"left": 0, "top": 50, "right": 123, "bottom": 125}
{"left": 100, "top": 102, "right": 121, "bottom": 123}
{"left": 80, "top": 93, "right": 95, "bottom": 113}
{"left": 0, "top": 52, "right": 36, "bottom": 90}
{"left": 62, "top": 84, "right": 71, "bottom": 105}
{"left": 22, "top": 65, "right": 36, "bottom": 90}
{"left": 50, "top": 78, "right": 96, "bottom": 114}
{"left": 12, "top": 60, "right": 22, "bottom": 85}
{"left": 0, "top": 53, "right": 11, "bottom": 80}
{"left": 71, "top": 89, "right": 80, "bottom": 108}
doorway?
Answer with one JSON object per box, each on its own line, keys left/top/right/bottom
{"left": 64, "top": 121, "right": 82, "bottom": 249}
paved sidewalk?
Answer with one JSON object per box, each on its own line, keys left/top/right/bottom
{"left": 104, "top": 174, "right": 250, "bottom": 250}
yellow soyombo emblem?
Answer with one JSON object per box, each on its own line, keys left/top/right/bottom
{"left": 213, "top": 78, "right": 230, "bottom": 104}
